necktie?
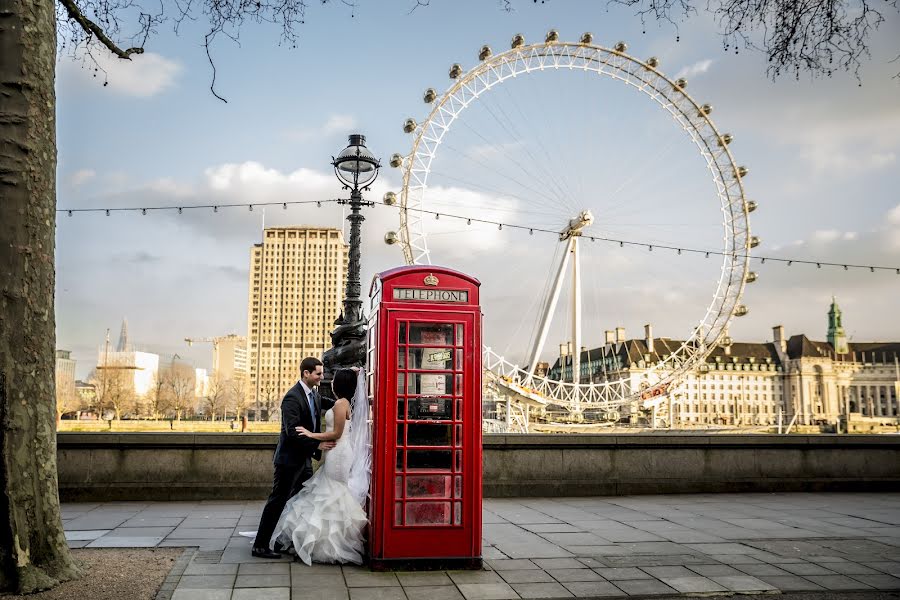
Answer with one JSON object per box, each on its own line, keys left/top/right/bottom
{"left": 308, "top": 389, "right": 318, "bottom": 433}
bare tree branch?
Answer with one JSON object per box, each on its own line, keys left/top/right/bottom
{"left": 58, "top": 0, "right": 145, "bottom": 58}
{"left": 204, "top": 32, "right": 227, "bottom": 103}
{"left": 610, "top": 0, "right": 898, "bottom": 79}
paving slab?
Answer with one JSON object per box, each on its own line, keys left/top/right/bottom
{"left": 235, "top": 574, "right": 291, "bottom": 588}
{"left": 544, "top": 568, "right": 603, "bottom": 582}
{"left": 231, "top": 588, "right": 289, "bottom": 600}
{"left": 658, "top": 576, "right": 727, "bottom": 593}
{"left": 687, "top": 563, "right": 744, "bottom": 577}
{"left": 177, "top": 575, "right": 238, "bottom": 589}
{"left": 171, "top": 590, "right": 233, "bottom": 600}
{"left": 559, "top": 581, "right": 623, "bottom": 597}
{"left": 776, "top": 562, "right": 839, "bottom": 576}
{"left": 804, "top": 575, "right": 874, "bottom": 590}
{"left": 455, "top": 582, "right": 518, "bottom": 600}
{"left": 756, "top": 575, "right": 826, "bottom": 591}
{"left": 611, "top": 578, "right": 677, "bottom": 595}
{"left": 498, "top": 570, "right": 554, "bottom": 584}
{"left": 184, "top": 563, "right": 240, "bottom": 576}
{"left": 849, "top": 574, "right": 900, "bottom": 589}
{"left": 487, "top": 559, "right": 539, "bottom": 571}
{"left": 344, "top": 571, "right": 401, "bottom": 587}
{"left": 297, "top": 587, "right": 349, "bottom": 600}
{"left": 509, "top": 582, "right": 572, "bottom": 598}
{"left": 402, "top": 586, "right": 462, "bottom": 600}
{"left": 397, "top": 572, "right": 454, "bottom": 586}
{"left": 87, "top": 535, "right": 165, "bottom": 547}
{"left": 709, "top": 575, "right": 777, "bottom": 591}
{"left": 591, "top": 567, "right": 652, "bottom": 580}
{"left": 64, "top": 529, "right": 110, "bottom": 541}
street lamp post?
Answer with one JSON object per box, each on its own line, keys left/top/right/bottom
{"left": 321, "top": 134, "right": 381, "bottom": 400}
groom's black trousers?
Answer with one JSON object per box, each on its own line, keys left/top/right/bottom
{"left": 254, "top": 461, "right": 313, "bottom": 549}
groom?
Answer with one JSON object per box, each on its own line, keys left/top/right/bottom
{"left": 252, "top": 356, "right": 335, "bottom": 558}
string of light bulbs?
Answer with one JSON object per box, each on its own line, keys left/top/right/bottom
{"left": 56, "top": 198, "right": 900, "bottom": 274}
{"left": 373, "top": 203, "right": 900, "bottom": 275}
{"left": 57, "top": 198, "right": 342, "bottom": 216}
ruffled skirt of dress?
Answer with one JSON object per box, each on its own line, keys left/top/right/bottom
{"left": 273, "top": 445, "right": 367, "bottom": 566}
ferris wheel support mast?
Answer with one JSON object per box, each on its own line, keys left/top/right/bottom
{"left": 526, "top": 210, "right": 593, "bottom": 390}
{"left": 526, "top": 237, "right": 572, "bottom": 377}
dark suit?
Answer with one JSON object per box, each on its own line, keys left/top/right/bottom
{"left": 254, "top": 381, "right": 335, "bottom": 549}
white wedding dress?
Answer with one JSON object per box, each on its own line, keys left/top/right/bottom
{"left": 272, "top": 407, "right": 368, "bottom": 565}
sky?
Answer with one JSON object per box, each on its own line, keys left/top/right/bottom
{"left": 55, "top": 0, "right": 900, "bottom": 379}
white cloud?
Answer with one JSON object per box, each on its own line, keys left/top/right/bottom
{"left": 889, "top": 204, "right": 900, "bottom": 225}
{"left": 70, "top": 169, "right": 96, "bottom": 186}
{"left": 674, "top": 59, "right": 713, "bottom": 80}
{"left": 322, "top": 114, "right": 357, "bottom": 135}
{"left": 284, "top": 114, "right": 358, "bottom": 141}
{"left": 60, "top": 52, "right": 182, "bottom": 97}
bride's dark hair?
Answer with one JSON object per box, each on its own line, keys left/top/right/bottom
{"left": 331, "top": 368, "right": 357, "bottom": 401}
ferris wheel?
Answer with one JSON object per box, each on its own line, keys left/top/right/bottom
{"left": 385, "top": 31, "right": 757, "bottom": 415}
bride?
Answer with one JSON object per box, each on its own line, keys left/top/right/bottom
{"left": 272, "top": 367, "right": 371, "bottom": 565}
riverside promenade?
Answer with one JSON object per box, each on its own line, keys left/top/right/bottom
{"left": 63, "top": 492, "right": 900, "bottom": 600}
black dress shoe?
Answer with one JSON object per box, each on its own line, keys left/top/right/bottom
{"left": 251, "top": 547, "right": 282, "bottom": 559}
{"left": 273, "top": 541, "right": 290, "bottom": 555}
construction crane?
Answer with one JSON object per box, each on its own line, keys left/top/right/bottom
{"left": 185, "top": 336, "right": 219, "bottom": 348}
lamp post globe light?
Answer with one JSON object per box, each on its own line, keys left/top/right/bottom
{"left": 321, "top": 134, "right": 380, "bottom": 400}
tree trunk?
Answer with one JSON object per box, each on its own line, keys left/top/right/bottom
{"left": 0, "top": 0, "right": 81, "bottom": 592}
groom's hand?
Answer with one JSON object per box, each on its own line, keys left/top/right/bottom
{"left": 318, "top": 441, "right": 336, "bottom": 451}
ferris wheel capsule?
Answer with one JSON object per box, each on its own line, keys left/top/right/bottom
{"left": 746, "top": 200, "right": 758, "bottom": 212}
{"left": 645, "top": 57, "right": 659, "bottom": 68}
{"left": 580, "top": 32, "right": 593, "bottom": 44}
{"left": 699, "top": 104, "right": 713, "bottom": 116}
{"left": 734, "top": 305, "right": 749, "bottom": 317}
{"left": 423, "top": 88, "right": 437, "bottom": 103}
{"left": 403, "top": 118, "right": 417, "bottom": 134}
{"left": 718, "top": 133, "right": 733, "bottom": 146}
{"left": 745, "top": 272, "right": 758, "bottom": 283}
{"left": 389, "top": 153, "right": 403, "bottom": 168}
{"left": 383, "top": 191, "right": 397, "bottom": 206}
{"left": 614, "top": 41, "right": 627, "bottom": 52}
{"left": 674, "top": 78, "right": 687, "bottom": 89}
{"left": 735, "top": 165, "right": 749, "bottom": 178}
{"left": 449, "top": 63, "right": 463, "bottom": 79}
{"left": 545, "top": 30, "right": 559, "bottom": 43}
{"left": 479, "top": 45, "right": 492, "bottom": 61}
{"left": 384, "top": 231, "right": 399, "bottom": 245}
{"left": 511, "top": 33, "right": 525, "bottom": 48}
{"left": 749, "top": 236, "right": 760, "bottom": 248}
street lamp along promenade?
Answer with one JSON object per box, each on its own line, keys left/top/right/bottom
{"left": 320, "top": 134, "right": 381, "bottom": 401}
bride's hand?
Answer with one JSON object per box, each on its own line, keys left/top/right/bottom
{"left": 295, "top": 426, "right": 311, "bottom": 437}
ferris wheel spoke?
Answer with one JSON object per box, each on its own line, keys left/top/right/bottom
{"left": 452, "top": 116, "right": 573, "bottom": 210}
{"left": 440, "top": 140, "right": 564, "bottom": 211}
{"left": 489, "top": 79, "right": 583, "bottom": 214}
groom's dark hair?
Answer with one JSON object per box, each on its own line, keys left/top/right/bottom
{"left": 300, "top": 356, "right": 323, "bottom": 377}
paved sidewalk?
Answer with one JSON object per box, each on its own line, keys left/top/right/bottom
{"left": 63, "top": 492, "right": 900, "bottom": 599}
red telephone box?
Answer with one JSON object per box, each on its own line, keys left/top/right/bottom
{"left": 366, "top": 265, "right": 482, "bottom": 570}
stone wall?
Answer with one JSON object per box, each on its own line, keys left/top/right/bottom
{"left": 56, "top": 433, "right": 900, "bottom": 501}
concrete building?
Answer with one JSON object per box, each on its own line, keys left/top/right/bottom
{"left": 97, "top": 321, "right": 160, "bottom": 397}
{"left": 213, "top": 334, "right": 248, "bottom": 381}
{"left": 548, "top": 299, "right": 899, "bottom": 429}
{"left": 55, "top": 350, "right": 77, "bottom": 411}
{"left": 247, "top": 227, "right": 349, "bottom": 414}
